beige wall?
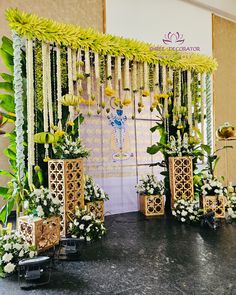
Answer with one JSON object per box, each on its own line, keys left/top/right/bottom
{"left": 0, "top": 0, "right": 104, "bottom": 206}
{"left": 213, "top": 15, "right": 236, "bottom": 185}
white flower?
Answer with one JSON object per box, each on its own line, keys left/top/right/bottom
{"left": 29, "top": 251, "right": 35, "bottom": 258}
{"left": 2, "top": 253, "right": 13, "bottom": 263}
{"left": 36, "top": 205, "right": 44, "bottom": 217}
{"left": 74, "top": 220, "right": 79, "bottom": 226}
{"left": 19, "top": 249, "right": 24, "bottom": 257}
{"left": 79, "top": 236, "right": 85, "bottom": 240}
{"left": 52, "top": 198, "right": 60, "bottom": 205}
{"left": 190, "top": 216, "right": 195, "bottom": 220}
{"left": 24, "top": 200, "right": 29, "bottom": 209}
{"left": 180, "top": 217, "right": 186, "bottom": 222}
{"left": 43, "top": 200, "right": 47, "bottom": 206}
{"left": 82, "top": 215, "right": 92, "bottom": 221}
{"left": 181, "top": 210, "right": 187, "bottom": 216}
{"left": 14, "top": 243, "right": 22, "bottom": 251}
{"left": 3, "top": 243, "right": 11, "bottom": 251}
{"left": 86, "top": 236, "right": 91, "bottom": 242}
{"left": 79, "top": 224, "right": 84, "bottom": 230}
{"left": 4, "top": 262, "right": 15, "bottom": 273}
{"left": 86, "top": 227, "right": 90, "bottom": 233}
{"left": 50, "top": 207, "right": 54, "bottom": 213}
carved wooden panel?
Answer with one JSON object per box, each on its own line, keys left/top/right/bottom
{"left": 140, "top": 195, "right": 164, "bottom": 216}
{"left": 203, "top": 195, "right": 225, "bottom": 218}
{"left": 169, "top": 156, "right": 194, "bottom": 208}
{"left": 18, "top": 216, "right": 60, "bottom": 252}
{"left": 87, "top": 200, "right": 104, "bottom": 222}
{"left": 48, "top": 159, "right": 84, "bottom": 236}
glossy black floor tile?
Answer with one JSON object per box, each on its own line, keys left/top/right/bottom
{"left": 1, "top": 212, "right": 236, "bottom": 295}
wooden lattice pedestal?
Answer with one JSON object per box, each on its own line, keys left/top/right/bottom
{"left": 86, "top": 200, "right": 104, "bottom": 222}
{"left": 140, "top": 195, "right": 164, "bottom": 216}
{"left": 48, "top": 158, "right": 84, "bottom": 236}
{"left": 202, "top": 196, "right": 225, "bottom": 218}
{"left": 169, "top": 156, "right": 194, "bottom": 208}
{"left": 18, "top": 216, "right": 60, "bottom": 252}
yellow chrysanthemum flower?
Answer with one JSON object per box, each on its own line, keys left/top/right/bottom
{"left": 55, "top": 130, "right": 65, "bottom": 137}
{"left": 142, "top": 89, "right": 150, "bottom": 97}
{"left": 114, "top": 97, "right": 121, "bottom": 106}
{"left": 122, "top": 98, "right": 132, "bottom": 106}
{"left": 105, "top": 87, "right": 115, "bottom": 97}
{"left": 177, "top": 125, "right": 184, "bottom": 129}
{"left": 67, "top": 121, "right": 75, "bottom": 127}
{"left": 43, "top": 156, "right": 51, "bottom": 162}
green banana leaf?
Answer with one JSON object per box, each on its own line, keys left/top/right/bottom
{"left": 3, "top": 148, "right": 16, "bottom": 160}
{"left": 0, "top": 49, "right": 14, "bottom": 73}
{"left": 0, "top": 198, "right": 14, "bottom": 224}
{"left": 0, "top": 82, "right": 14, "bottom": 94}
{"left": 0, "top": 73, "right": 13, "bottom": 82}
{"left": 1, "top": 36, "right": 13, "bottom": 56}
{"left": 0, "top": 170, "right": 14, "bottom": 177}
{"left": 0, "top": 94, "right": 15, "bottom": 113}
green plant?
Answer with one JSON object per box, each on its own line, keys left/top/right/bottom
{"left": 0, "top": 36, "right": 27, "bottom": 223}
{"left": 201, "top": 144, "right": 233, "bottom": 177}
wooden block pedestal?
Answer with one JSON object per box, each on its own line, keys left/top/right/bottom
{"left": 202, "top": 195, "right": 225, "bottom": 218}
{"left": 169, "top": 156, "right": 194, "bottom": 208}
{"left": 140, "top": 195, "right": 164, "bottom": 216}
{"left": 48, "top": 158, "right": 84, "bottom": 236}
{"left": 18, "top": 216, "right": 60, "bottom": 252}
{"left": 86, "top": 200, "right": 104, "bottom": 222}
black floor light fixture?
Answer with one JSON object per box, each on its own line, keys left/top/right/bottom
{"left": 18, "top": 256, "right": 52, "bottom": 289}
{"left": 56, "top": 238, "right": 81, "bottom": 260}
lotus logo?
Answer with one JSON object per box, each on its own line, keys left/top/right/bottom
{"left": 162, "top": 32, "right": 185, "bottom": 45}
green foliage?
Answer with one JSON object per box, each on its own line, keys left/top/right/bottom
{"left": 0, "top": 36, "right": 28, "bottom": 224}
{"left": 201, "top": 144, "right": 233, "bottom": 177}
{"left": 34, "top": 40, "right": 43, "bottom": 110}
{"left": 6, "top": 8, "right": 217, "bottom": 73}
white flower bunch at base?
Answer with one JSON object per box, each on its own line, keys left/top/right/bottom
{"left": 84, "top": 175, "right": 109, "bottom": 203}
{"left": 172, "top": 199, "right": 201, "bottom": 223}
{"left": 0, "top": 230, "right": 36, "bottom": 277}
{"left": 68, "top": 207, "right": 106, "bottom": 242}
{"left": 136, "top": 174, "right": 164, "bottom": 196}
{"left": 201, "top": 174, "right": 225, "bottom": 197}
{"left": 24, "top": 187, "right": 61, "bottom": 219}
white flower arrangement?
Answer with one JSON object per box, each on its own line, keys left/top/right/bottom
{"left": 167, "top": 131, "right": 196, "bottom": 157}
{"left": 0, "top": 230, "right": 36, "bottom": 277}
{"left": 172, "top": 199, "right": 201, "bottom": 223}
{"left": 54, "top": 134, "right": 90, "bottom": 159}
{"left": 84, "top": 175, "right": 109, "bottom": 203}
{"left": 201, "top": 174, "right": 225, "bottom": 196}
{"left": 24, "top": 187, "right": 61, "bottom": 218}
{"left": 136, "top": 174, "right": 164, "bottom": 196}
{"left": 68, "top": 207, "right": 106, "bottom": 242}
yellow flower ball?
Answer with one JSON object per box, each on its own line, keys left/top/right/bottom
{"left": 142, "top": 89, "right": 150, "bottom": 97}
{"left": 122, "top": 98, "right": 132, "bottom": 106}
{"left": 67, "top": 121, "right": 75, "bottom": 127}
{"left": 43, "top": 156, "right": 51, "bottom": 162}
{"left": 105, "top": 87, "right": 115, "bottom": 97}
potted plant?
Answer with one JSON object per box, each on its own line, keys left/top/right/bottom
{"left": 67, "top": 207, "right": 106, "bottom": 242}
{"left": 0, "top": 229, "right": 36, "bottom": 277}
{"left": 200, "top": 173, "right": 226, "bottom": 218}
{"left": 172, "top": 198, "right": 201, "bottom": 223}
{"left": 136, "top": 174, "right": 165, "bottom": 216}
{"left": 84, "top": 175, "right": 109, "bottom": 222}
{"left": 18, "top": 187, "right": 61, "bottom": 252}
